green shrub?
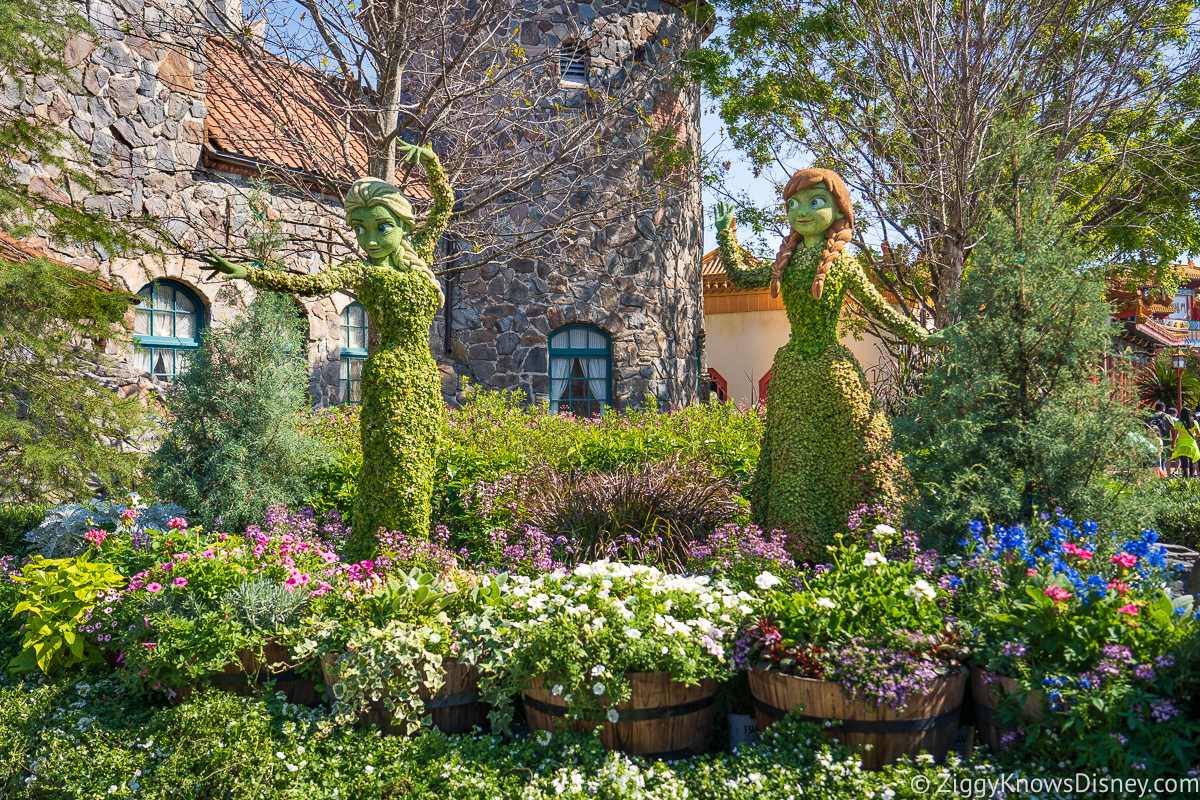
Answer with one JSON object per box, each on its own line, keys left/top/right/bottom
{"left": 0, "top": 503, "right": 46, "bottom": 556}
{"left": 896, "top": 203, "right": 1141, "bottom": 549}
{"left": 149, "top": 293, "right": 330, "bottom": 532}
{"left": 1144, "top": 478, "right": 1200, "bottom": 549}
{"left": 303, "top": 387, "right": 763, "bottom": 547}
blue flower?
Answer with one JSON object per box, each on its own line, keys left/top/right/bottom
{"left": 1083, "top": 521, "right": 1099, "bottom": 534}
{"left": 1176, "top": 606, "right": 1189, "bottom": 616}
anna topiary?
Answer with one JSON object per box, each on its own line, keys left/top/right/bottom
{"left": 714, "top": 169, "right": 934, "bottom": 556}
{"left": 202, "top": 144, "right": 452, "bottom": 558}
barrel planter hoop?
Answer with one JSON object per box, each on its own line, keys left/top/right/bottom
{"left": 207, "top": 640, "right": 321, "bottom": 706}
{"left": 320, "top": 655, "right": 486, "bottom": 735}
{"left": 748, "top": 669, "right": 966, "bottom": 770}
{"left": 523, "top": 672, "right": 717, "bottom": 760}
{"left": 970, "top": 667, "right": 1046, "bottom": 753}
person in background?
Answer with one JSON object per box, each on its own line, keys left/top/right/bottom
{"left": 1173, "top": 407, "right": 1200, "bottom": 478}
{"left": 1167, "top": 407, "right": 1181, "bottom": 476}
{"left": 1148, "top": 401, "right": 1174, "bottom": 475}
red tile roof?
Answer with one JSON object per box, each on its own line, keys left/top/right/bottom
{"left": 204, "top": 37, "right": 430, "bottom": 199}
{"left": 0, "top": 231, "right": 136, "bottom": 298}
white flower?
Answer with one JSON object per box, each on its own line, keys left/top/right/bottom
{"left": 815, "top": 597, "right": 837, "bottom": 609}
{"left": 882, "top": 790, "right": 896, "bottom": 800}
{"left": 535, "top": 730, "right": 552, "bottom": 745}
{"left": 872, "top": 524, "right": 896, "bottom": 536}
{"left": 945, "top": 555, "right": 961, "bottom": 568}
{"left": 661, "top": 646, "right": 669, "bottom": 654}
{"left": 754, "top": 571, "right": 782, "bottom": 590}
{"left": 607, "top": 708, "right": 620, "bottom": 723}
{"left": 591, "top": 665, "right": 606, "bottom": 677}
{"left": 624, "top": 627, "right": 642, "bottom": 639}
{"left": 863, "top": 552, "right": 888, "bottom": 567}
{"left": 364, "top": 765, "right": 375, "bottom": 775}
{"left": 286, "top": 763, "right": 299, "bottom": 772}
{"left": 592, "top": 682, "right": 606, "bottom": 696}
{"left": 552, "top": 684, "right": 564, "bottom": 696}
{"left": 905, "top": 579, "right": 937, "bottom": 602}
{"left": 916, "top": 753, "right": 935, "bottom": 765}
{"left": 564, "top": 693, "right": 572, "bottom": 702}
{"left": 428, "top": 633, "right": 442, "bottom": 644}
{"left": 108, "top": 787, "right": 118, "bottom": 795}
{"left": 276, "top": 751, "right": 286, "bottom": 760}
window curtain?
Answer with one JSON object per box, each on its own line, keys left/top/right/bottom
{"left": 550, "top": 356, "right": 571, "bottom": 410}
{"left": 585, "top": 358, "right": 607, "bottom": 404}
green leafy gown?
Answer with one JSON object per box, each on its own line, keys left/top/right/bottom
{"left": 239, "top": 158, "right": 453, "bottom": 552}
{"left": 716, "top": 228, "right": 926, "bottom": 554}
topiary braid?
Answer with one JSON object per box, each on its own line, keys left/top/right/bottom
{"left": 769, "top": 168, "right": 855, "bottom": 300}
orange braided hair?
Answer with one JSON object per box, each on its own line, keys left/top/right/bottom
{"left": 769, "top": 168, "right": 855, "bottom": 300}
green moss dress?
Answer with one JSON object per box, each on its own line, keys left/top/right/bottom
{"left": 716, "top": 229, "right": 927, "bottom": 555}
{"left": 240, "top": 158, "right": 453, "bottom": 552}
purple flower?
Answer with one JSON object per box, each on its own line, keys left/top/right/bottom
{"left": 1133, "top": 664, "right": 1156, "bottom": 681}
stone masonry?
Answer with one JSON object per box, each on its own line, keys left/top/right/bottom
{"left": 5, "top": 0, "right": 707, "bottom": 410}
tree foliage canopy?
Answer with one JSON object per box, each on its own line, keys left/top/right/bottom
{"left": 895, "top": 197, "right": 1141, "bottom": 546}
{"left": 693, "top": 0, "right": 1200, "bottom": 331}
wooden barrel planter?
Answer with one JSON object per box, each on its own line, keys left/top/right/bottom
{"left": 748, "top": 669, "right": 965, "bottom": 770}
{"left": 320, "top": 655, "right": 485, "bottom": 735}
{"left": 523, "top": 672, "right": 717, "bottom": 760}
{"left": 206, "top": 640, "right": 322, "bottom": 706}
{"left": 970, "top": 667, "right": 1046, "bottom": 753}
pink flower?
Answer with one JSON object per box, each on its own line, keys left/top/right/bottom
{"left": 173, "top": 577, "right": 188, "bottom": 587}
{"left": 143, "top": 642, "right": 156, "bottom": 648}
{"left": 1108, "top": 580, "right": 1129, "bottom": 596}
{"left": 167, "top": 517, "right": 188, "bottom": 530}
{"left": 202, "top": 550, "right": 216, "bottom": 559}
{"left": 120, "top": 509, "right": 138, "bottom": 522}
{"left": 1044, "top": 586, "right": 1074, "bottom": 603}
{"left": 321, "top": 551, "right": 337, "bottom": 564}
{"left": 1112, "top": 553, "right": 1137, "bottom": 569}
{"left": 1026, "top": 568, "right": 1038, "bottom": 577}
{"left": 146, "top": 582, "right": 162, "bottom": 593}
{"left": 173, "top": 553, "right": 190, "bottom": 562}
{"left": 1118, "top": 604, "right": 1139, "bottom": 616}
{"left": 85, "top": 529, "right": 108, "bottom": 547}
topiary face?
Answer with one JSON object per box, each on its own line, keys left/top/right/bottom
{"left": 785, "top": 183, "right": 843, "bottom": 241}
{"left": 348, "top": 206, "right": 410, "bottom": 267}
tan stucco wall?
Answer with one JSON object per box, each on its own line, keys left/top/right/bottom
{"left": 705, "top": 309, "right": 887, "bottom": 405}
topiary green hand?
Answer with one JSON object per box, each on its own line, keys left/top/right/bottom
{"left": 397, "top": 141, "right": 437, "bottom": 166}
{"left": 714, "top": 201, "right": 736, "bottom": 233}
{"left": 198, "top": 249, "right": 248, "bottom": 280}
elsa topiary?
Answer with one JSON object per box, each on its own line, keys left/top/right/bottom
{"left": 201, "top": 144, "right": 452, "bottom": 558}
{"left": 714, "top": 170, "right": 937, "bottom": 555}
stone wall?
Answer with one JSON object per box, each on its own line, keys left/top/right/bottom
{"left": 433, "top": 0, "right": 706, "bottom": 410}
{"left": 6, "top": 0, "right": 706, "bottom": 411}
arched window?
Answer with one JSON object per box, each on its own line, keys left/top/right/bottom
{"left": 548, "top": 325, "right": 611, "bottom": 416}
{"left": 132, "top": 281, "right": 203, "bottom": 380}
{"left": 340, "top": 302, "right": 369, "bottom": 403}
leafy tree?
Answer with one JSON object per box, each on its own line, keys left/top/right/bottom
{"left": 0, "top": 257, "right": 149, "bottom": 502}
{"left": 148, "top": 291, "right": 328, "bottom": 532}
{"left": 895, "top": 197, "right": 1141, "bottom": 547}
{"left": 693, "top": 0, "right": 1200, "bottom": 332}
{"left": 149, "top": 185, "right": 327, "bottom": 531}
{"left": 0, "top": 0, "right": 157, "bottom": 503}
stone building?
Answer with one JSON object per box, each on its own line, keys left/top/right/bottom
{"left": 6, "top": 0, "right": 709, "bottom": 411}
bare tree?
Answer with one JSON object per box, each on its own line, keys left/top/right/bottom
{"left": 702, "top": 0, "right": 1200, "bottom": 331}
{"left": 157, "top": 0, "right": 709, "bottom": 273}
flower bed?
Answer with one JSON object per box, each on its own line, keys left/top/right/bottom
{"left": 957, "top": 514, "right": 1200, "bottom": 776}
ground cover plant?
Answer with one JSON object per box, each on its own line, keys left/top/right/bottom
{"left": 2, "top": 676, "right": 1172, "bottom": 800}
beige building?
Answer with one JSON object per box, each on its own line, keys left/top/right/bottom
{"left": 701, "top": 248, "right": 888, "bottom": 406}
